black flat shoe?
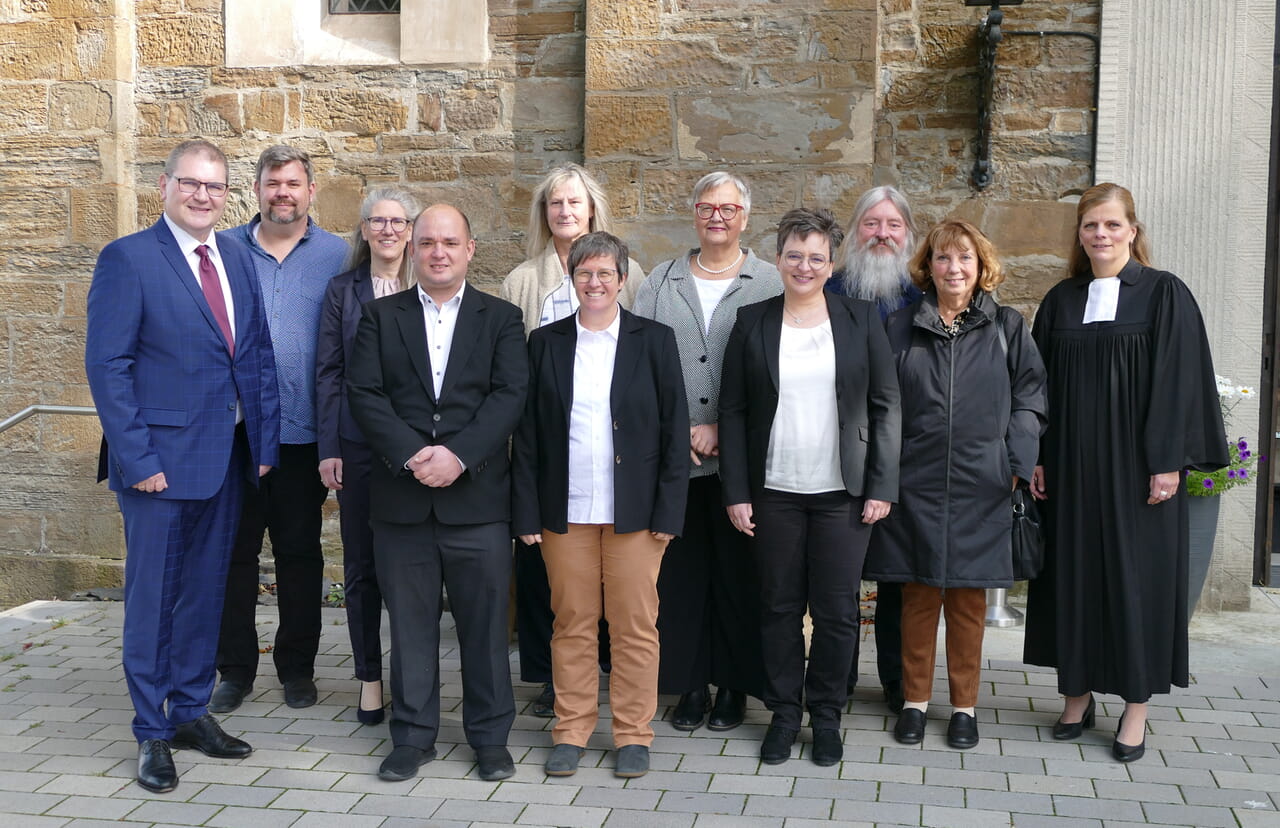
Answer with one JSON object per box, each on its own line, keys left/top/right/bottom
{"left": 378, "top": 745, "right": 437, "bottom": 781}
{"left": 670, "top": 686, "right": 710, "bottom": 731}
{"left": 893, "top": 708, "right": 926, "bottom": 745}
{"left": 475, "top": 746, "right": 515, "bottom": 780}
{"left": 282, "top": 677, "right": 318, "bottom": 709}
{"left": 946, "top": 712, "right": 979, "bottom": 749}
{"left": 1112, "top": 712, "right": 1146, "bottom": 763}
{"left": 544, "top": 743, "right": 585, "bottom": 776}
{"left": 707, "top": 688, "right": 746, "bottom": 731}
{"left": 171, "top": 714, "right": 252, "bottom": 758}
{"left": 208, "top": 679, "right": 251, "bottom": 714}
{"left": 811, "top": 728, "right": 843, "bottom": 766}
{"left": 760, "top": 724, "right": 797, "bottom": 765}
{"left": 1052, "top": 694, "right": 1096, "bottom": 741}
{"left": 532, "top": 682, "right": 556, "bottom": 718}
{"left": 614, "top": 744, "right": 650, "bottom": 778}
{"left": 883, "top": 680, "right": 905, "bottom": 715}
{"left": 136, "top": 739, "right": 177, "bottom": 793}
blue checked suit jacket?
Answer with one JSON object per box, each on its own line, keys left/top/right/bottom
{"left": 85, "top": 218, "right": 280, "bottom": 500}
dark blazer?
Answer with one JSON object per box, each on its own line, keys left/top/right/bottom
{"left": 316, "top": 264, "right": 375, "bottom": 460}
{"left": 85, "top": 219, "right": 280, "bottom": 498}
{"left": 718, "top": 292, "right": 901, "bottom": 506}
{"left": 511, "top": 308, "right": 691, "bottom": 537}
{"left": 346, "top": 283, "right": 528, "bottom": 526}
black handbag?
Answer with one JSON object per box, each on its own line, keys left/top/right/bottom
{"left": 1011, "top": 484, "right": 1044, "bottom": 580}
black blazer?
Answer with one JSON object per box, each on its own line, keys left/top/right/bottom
{"left": 347, "top": 284, "right": 529, "bottom": 526}
{"left": 511, "top": 308, "right": 691, "bottom": 537}
{"left": 718, "top": 292, "right": 901, "bottom": 505}
{"left": 316, "top": 264, "right": 376, "bottom": 460}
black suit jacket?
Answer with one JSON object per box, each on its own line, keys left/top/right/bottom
{"left": 511, "top": 308, "right": 690, "bottom": 537}
{"left": 316, "top": 264, "right": 376, "bottom": 460}
{"left": 346, "top": 283, "right": 529, "bottom": 526}
{"left": 718, "top": 292, "right": 901, "bottom": 505}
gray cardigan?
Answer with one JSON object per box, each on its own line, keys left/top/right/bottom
{"left": 631, "top": 248, "right": 782, "bottom": 478}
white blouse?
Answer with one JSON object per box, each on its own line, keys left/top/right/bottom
{"left": 765, "top": 320, "right": 844, "bottom": 494}
{"left": 566, "top": 308, "right": 620, "bottom": 524}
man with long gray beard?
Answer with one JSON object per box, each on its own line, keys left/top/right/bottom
{"left": 826, "top": 185, "right": 922, "bottom": 714}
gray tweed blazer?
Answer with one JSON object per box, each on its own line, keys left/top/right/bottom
{"left": 631, "top": 248, "right": 782, "bottom": 478}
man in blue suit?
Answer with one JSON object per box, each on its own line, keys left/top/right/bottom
{"left": 85, "top": 139, "right": 280, "bottom": 794}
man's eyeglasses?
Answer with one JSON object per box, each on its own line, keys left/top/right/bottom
{"left": 694, "top": 202, "right": 743, "bottom": 221}
{"left": 572, "top": 269, "right": 618, "bottom": 284}
{"left": 174, "top": 178, "right": 229, "bottom": 197}
{"left": 365, "top": 216, "right": 410, "bottom": 232}
{"left": 782, "top": 252, "right": 830, "bottom": 269}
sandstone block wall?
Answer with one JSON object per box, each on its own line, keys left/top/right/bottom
{"left": 0, "top": 0, "right": 1126, "bottom": 608}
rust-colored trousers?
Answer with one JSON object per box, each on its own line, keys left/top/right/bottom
{"left": 900, "top": 583, "right": 986, "bottom": 708}
{"left": 542, "top": 524, "right": 667, "bottom": 747}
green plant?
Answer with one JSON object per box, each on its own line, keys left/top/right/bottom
{"left": 325, "top": 582, "right": 346, "bottom": 608}
{"left": 1187, "top": 375, "right": 1264, "bottom": 497}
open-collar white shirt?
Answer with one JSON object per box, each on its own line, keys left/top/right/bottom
{"left": 567, "top": 306, "right": 621, "bottom": 524}
{"left": 417, "top": 281, "right": 466, "bottom": 401}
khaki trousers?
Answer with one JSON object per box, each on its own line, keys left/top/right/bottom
{"left": 542, "top": 524, "right": 666, "bottom": 747}
{"left": 900, "top": 583, "right": 986, "bottom": 708}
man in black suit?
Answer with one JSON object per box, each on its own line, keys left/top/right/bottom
{"left": 347, "top": 204, "right": 528, "bottom": 783}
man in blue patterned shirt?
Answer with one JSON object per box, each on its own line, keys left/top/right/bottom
{"left": 210, "top": 145, "right": 350, "bottom": 712}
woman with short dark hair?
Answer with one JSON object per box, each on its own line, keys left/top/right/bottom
{"left": 720, "top": 207, "right": 901, "bottom": 767}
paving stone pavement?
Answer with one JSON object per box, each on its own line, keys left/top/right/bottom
{"left": 0, "top": 595, "right": 1278, "bottom": 827}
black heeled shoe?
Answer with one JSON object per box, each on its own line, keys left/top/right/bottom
{"left": 357, "top": 681, "right": 386, "bottom": 726}
{"left": 1052, "top": 694, "right": 1095, "bottom": 741}
{"left": 1112, "top": 711, "right": 1146, "bottom": 763}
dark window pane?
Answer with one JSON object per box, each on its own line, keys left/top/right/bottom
{"left": 329, "top": 0, "right": 401, "bottom": 13}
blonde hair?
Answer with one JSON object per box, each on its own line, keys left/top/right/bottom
{"left": 525, "top": 164, "right": 612, "bottom": 259}
{"left": 1067, "top": 182, "right": 1152, "bottom": 278}
{"left": 909, "top": 219, "right": 1005, "bottom": 293}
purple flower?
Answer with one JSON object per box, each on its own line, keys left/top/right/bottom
{"left": 1203, "top": 479, "right": 1215, "bottom": 489}
{"left": 1242, "top": 450, "right": 1252, "bottom": 460}
{"left": 1227, "top": 470, "right": 1236, "bottom": 479}
{"left": 1238, "top": 439, "right": 1249, "bottom": 450}
{"left": 1241, "top": 469, "right": 1250, "bottom": 479}
{"left": 1262, "top": 456, "right": 1269, "bottom": 463}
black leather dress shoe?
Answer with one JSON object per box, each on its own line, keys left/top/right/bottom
{"left": 670, "top": 686, "right": 710, "bottom": 731}
{"left": 1112, "top": 713, "right": 1146, "bottom": 763}
{"left": 760, "top": 724, "right": 797, "bottom": 765}
{"left": 707, "top": 688, "right": 746, "bottom": 731}
{"left": 136, "top": 739, "right": 177, "bottom": 793}
{"left": 172, "top": 714, "right": 253, "bottom": 758}
{"left": 532, "top": 682, "right": 556, "bottom": 718}
{"left": 883, "top": 680, "right": 905, "bottom": 715}
{"left": 475, "top": 746, "right": 515, "bottom": 780}
{"left": 208, "top": 680, "right": 251, "bottom": 714}
{"left": 378, "top": 745, "right": 437, "bottom": 781}
{"left": 946, "top": 712, "right": 979, "bottom": 749}
{"left": 893, "top": 708, "right": 926, "bottom": 745}
{"left": 283, "top": 677, "right": 318, "bottom": 709}
{"left": 1052, "top": 694, "right": 1096, "bottom": 740}
{"left": 811, "top": 728, "right": 844, "bottom": 766}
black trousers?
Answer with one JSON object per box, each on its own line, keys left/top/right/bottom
{"left": 754, "top": 488, "right": 871, "bottom": 730}
{"left": 218, "top": 441, "right": 329, "bottom": 685}
{"left": 514, "top": 542, "right": 611, "bottom": 685}
{"left": 336, "top": 438, "right": 382, "bottom": 682}
{"left": 656, "top": 474, "right": 764, "bottom": 697}
{"left": 849, "top": 580, "right": 903, "bottom": 690}
{"left": 373, "top": 515, "right": 515, "bottom": 750}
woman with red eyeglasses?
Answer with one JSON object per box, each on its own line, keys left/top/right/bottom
{"left": 632, "top": 171, "right": 781, "bottom": 736}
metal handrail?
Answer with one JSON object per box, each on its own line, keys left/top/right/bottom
{"left": 0, "top": 405, "right": 97, "bottom": 434}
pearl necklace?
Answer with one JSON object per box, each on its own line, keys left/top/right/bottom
{"left": 695, "top": 249, "right": 743, "bottom": 275}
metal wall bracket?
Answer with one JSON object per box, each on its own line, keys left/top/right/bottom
{"left": 970, "top": 1, "right": 1022, "bottom": 189}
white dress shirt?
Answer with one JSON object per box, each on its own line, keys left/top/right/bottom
{"left": 1083, "top": 276, "right": 1121, "bottom": 323}
{"left": 418, "top": 281, "right": 466, "bottom": 400}
{"left": 566, "top": 307, "right": 621, "bottom": 524}
{"left": 766, "top": 320, "right": 844, "bottom": 494}
{"left": 163, "top": 213, "right": 236, "bottom": 339}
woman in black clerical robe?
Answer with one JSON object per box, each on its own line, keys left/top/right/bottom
{"left": 1023, "top": 183, "right": 1227, "bottom": 764}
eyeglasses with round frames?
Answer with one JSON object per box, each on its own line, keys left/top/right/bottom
{"left": 174, "top": 177, "right": 229, "bottom": 197}
{"left": 694, "top": 202, "right": 743, "bottom": 221}
{"left": 782, "top": 252, "right": 830, "bottom": 269}
{"left": 365, "top": 216, "right": 410, "bottom": 232}
{"left": 572, "top": 269, "right": 618, "bottom": 284}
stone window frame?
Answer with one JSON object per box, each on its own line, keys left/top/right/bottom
{"left": 225, "top": 0, "right": 487, "bottom": 67}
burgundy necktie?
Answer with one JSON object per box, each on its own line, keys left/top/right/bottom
{"left": 195, "top": 244, "right": 235, "bottom": 356}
